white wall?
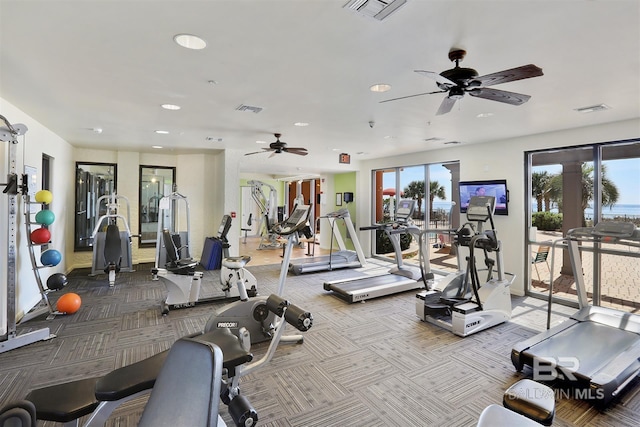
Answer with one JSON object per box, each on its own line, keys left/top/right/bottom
{"left": 358, "top": 118, "right": 640, "bottom": 296}
{"left": 1, "top": 98, "right": 74, "bottom": 323}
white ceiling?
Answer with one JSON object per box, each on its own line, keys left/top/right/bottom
{"left": 1, "top": 1, "right": 638, "bottom": 177}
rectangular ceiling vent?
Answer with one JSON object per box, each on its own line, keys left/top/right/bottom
{"left": 343, "top": 0, "right": 407, "bottom": 21}
{"left": 574, "top": 104, "right": 611, "bottom": 113}
{"left": 235, "top": 104, "right": 263, "bottom": 114}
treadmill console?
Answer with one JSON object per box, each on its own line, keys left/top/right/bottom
{"left": 272, "top": 204, "right": 311, "bottom": 235}
{"left": 591, "top": 221, "right": 637, "bottom": 239}
{"left": 396, "top": 199, "right": 416, "bottom": 223}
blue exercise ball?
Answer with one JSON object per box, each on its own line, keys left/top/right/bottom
{"left": 40, "top": 249, "right": 62, "bottom": 266}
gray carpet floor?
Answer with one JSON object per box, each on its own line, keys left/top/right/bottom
{"left": 1, "top": 261, "right": 639, "bottom": 426}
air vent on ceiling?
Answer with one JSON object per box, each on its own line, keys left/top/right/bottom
{"left": 444, "top": 141, "right": 462, "bottom": 145}
{"left": 343, "top": 0, "right": 407, "bottom": 21}
{"left": 236, "top": 104, "right": 263, "bottom": 114}
{"left": 574, "top": 104, "right": 610, "bottom": 113}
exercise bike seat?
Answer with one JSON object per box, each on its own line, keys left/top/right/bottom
{"left": 221, "top": 256, "right": 252, "bottom": 270}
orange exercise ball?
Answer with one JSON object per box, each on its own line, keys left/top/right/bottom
{"left": 56, "top": 293, "right": 82, "bottom": 314}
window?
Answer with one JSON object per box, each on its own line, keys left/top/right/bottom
{"left": 526, "top": 140, "right": 640, "bottom": 311}
{"left": 74, "top": 162, "right": 117, "bottom": 251}
{"left": 370, "top": 162, "right": 459, "bottom": 273}
{"left": 139, "top": 166, "right": 175, "bottom": 246}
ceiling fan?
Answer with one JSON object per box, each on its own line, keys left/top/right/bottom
{"left": 380, "top": 48, "right": 543, "bottom": 115}
{"left": 245, "top": 133, "right": 308, "bottom": 157}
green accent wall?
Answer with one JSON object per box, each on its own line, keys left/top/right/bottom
{"left": 333, "top": 172, "right": 357, "bottom": 250}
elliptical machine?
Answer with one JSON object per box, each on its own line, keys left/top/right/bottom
{"left": 204, "top": 204, "right": 312, "bottom": 344}
{"left": 415, "top": 196, "right": 514, "bottom": 337}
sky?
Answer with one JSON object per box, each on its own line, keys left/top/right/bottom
{"left": 383, "top": 157, "right": 640, "bottom": 206}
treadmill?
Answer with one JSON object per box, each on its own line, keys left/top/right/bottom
{"left": 511, "top": 221, "right": 640, "bottom": 406}
{"left": 323, "top": 199, "right": 425, "bottom": 303}
{"left": 289, "top": 208, "right": 366, "bottom": 275}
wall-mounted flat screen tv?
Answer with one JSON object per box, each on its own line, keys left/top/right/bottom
{"left": 459, "top": 179, "right": 509, "bottom": 215}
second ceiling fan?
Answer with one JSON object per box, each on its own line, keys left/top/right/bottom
{"left": 381, "top": 48, "right": 543, "bottom": 115}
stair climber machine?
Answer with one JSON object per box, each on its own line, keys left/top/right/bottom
{"left": 89, "top": 193, "right": 134, "bottom": 286}
{"left": 415, "top": 195, "right": 515, "bottom": 337}
{"left": 152, "top": 191, "right": 257, "bottom": 315}
{"left": 205, "top": 204, "right": 313, "bottom": 345}
{"left": 324, "top": 199, "right": 426, "bottom": 303}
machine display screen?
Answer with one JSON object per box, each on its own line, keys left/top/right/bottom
{"left": 459, "top": 180, "right": 508, "bottom": 215}
{"left": 396, "top": 199, "right": 416, "bottom": 220}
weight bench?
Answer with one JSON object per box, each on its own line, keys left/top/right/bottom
{"left": 26, "top": 328, "right": 253, "bottom": 427}
{"left": 25, "top": 293, "right": 312, "bottom": 427}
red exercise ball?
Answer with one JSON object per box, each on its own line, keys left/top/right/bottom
{"left": 31, "top": 227, "right": 51, "bottom": 244}
{"left": 57, "top": 293, "right": 82, "bottom": 314}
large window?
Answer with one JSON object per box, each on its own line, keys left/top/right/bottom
{"left": 74, "top": 162, "right": 117, "bottom": 251}
{"left": 370, "top": 162, "right": 459, "bottom": 273}
{"left": 526, "top": 140, "right": 640, "bottom": 311}
{"left": 139, "top": 166, "right": 175, "bottom": 246}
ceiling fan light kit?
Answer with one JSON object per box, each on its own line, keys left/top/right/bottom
{"left": 381, "top": 48, "right": 543, "bottom": 115}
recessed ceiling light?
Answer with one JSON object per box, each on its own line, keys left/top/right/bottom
{"left": 384, "top": 135, "right": 395, "bottom": 140}
{"left": 155, "top": 130, "right": 169, "bottom": 134}
{"left": 152, "top": 145, "right": 163, "bottom": 149}
{"left": 256, "top": 140, "right": 267, "bottom": 144}
{"left": 476, "top": 112, "right": 494, "bottom": 118}
{"left": 331, "top": 148, "right": 341, "bottom": 152}
{"left": 161, "top": 104, "right": 181, "bottom": 110}
{"left": 173, "top": 34, "right": 207, "bottom": 50}
{"left": 370, "top": 84, "right": 391, "bottom": 93}
{"left": 574, "top": 104, "right": 611, "bottom": 113}
{"left": 294, "top": 122, "right": 309, "bottom": 127}
{"left": 91, "top": 127, "right": 103, "bottom": 134}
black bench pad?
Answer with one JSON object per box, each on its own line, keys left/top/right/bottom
{"left": 195, "top": 328, "right": 253, "bottom": 370}
{"left": 95, "top": 350, "right": 169, "bottom": 401}
{"left": 26, "top": 377, "right": 100, "bottom": 423}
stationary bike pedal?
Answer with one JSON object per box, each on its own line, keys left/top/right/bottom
{"left": 246, "top": 286, "right": 258, "bottom": 298}
{"left": 229, "top": 394, "right": 258, "bottom": 427}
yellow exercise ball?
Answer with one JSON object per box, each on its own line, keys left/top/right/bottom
{"left": 35, "top": 190, "right": 53, "bottom": 204}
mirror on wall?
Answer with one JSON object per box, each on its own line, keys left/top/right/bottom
{"left": 75, "top": 162, "right": 117, "bottom": 251}
{"left": 139, "top": 165, "right": 176, "bottom": 246}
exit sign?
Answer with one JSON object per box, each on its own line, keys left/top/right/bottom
{"left": 339, "top": 153, "right": 351, "bottom": 164}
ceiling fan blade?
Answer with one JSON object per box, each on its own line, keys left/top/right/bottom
{"left": 244, "top": 148, "right": 274, "bottom": 156}
{"left": 468, "top": 87, "right": 531, "bottom": 105}
{"left": 473, "top": 64, "right": 543, "bottom": 87}
{"left": 285, "top": 148, "right": 309, "bottom": 156}
{"left": 436, "top": 96, "right": 457, "bottom": 115}
{"left": 379, "top": 90, "right": 446, "bottom": 104}
{"left": 414, "top": 70, "right": 456, "bottom": 87}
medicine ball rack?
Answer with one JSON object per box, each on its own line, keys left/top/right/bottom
{"left": 1, "top": 114, "right": 56, "bottom": 354}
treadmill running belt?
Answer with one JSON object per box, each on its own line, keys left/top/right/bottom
{"left": 524, "top": 321, "right": 640, "bottom": 377}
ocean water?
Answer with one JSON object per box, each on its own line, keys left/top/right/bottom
{"left": 428, "top": 201, "right": 640, "bottom": 218}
